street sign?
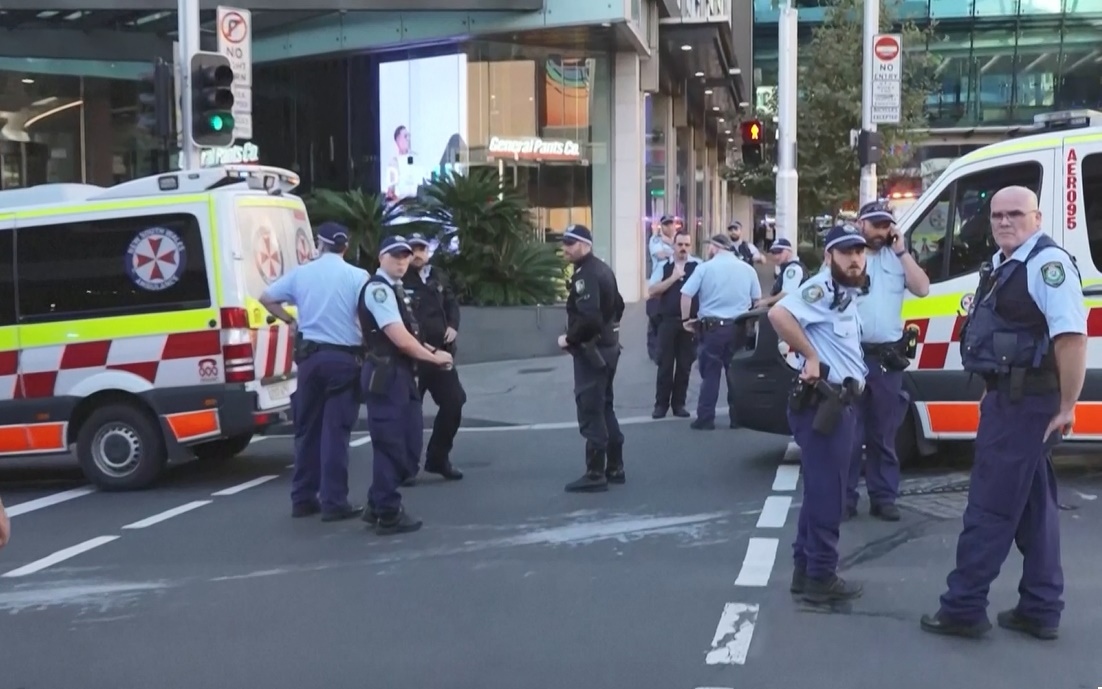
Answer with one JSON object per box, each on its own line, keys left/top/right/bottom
{"left": 870, "top": 33, "right": 902, "bottom": 125}
{"left": 216, "top": 5, "right": 252, "bottom": 141}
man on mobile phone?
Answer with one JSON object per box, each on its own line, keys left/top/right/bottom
{"left": 921, "top": 186, "right": 1087, "bottom": 641}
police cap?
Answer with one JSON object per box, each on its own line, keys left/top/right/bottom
{"left": 379, "top": 235, "right": 414, "bottom": 256}
{"left": 823, "top": 224, "right": 868, "bottom": 252}
{"left": 563, "top": 225, "right": 593, "bottom": 245}
{"left": 406, "top": 232, "right": 431, "bottom": 247}
{"left": 857, "top": 201, "right": 895, "bottom": 224}
{"left": 709, "top": 233, "right": 733, "bottom": 251}
{"left": 769, "top": 238, "right": 793, "bottom": 253}
{"left": 316, "top": 221, "right": 351, "bottom": 248}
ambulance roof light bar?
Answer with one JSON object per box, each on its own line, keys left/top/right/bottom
{"left": 92, "top": 164, "right": 301, "bottom": 200}
{"left": 1033, "top": 109, "right": 1102, "bottom": 131}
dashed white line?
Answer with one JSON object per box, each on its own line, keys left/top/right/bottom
{"left": 5, "top": 487, "right": 97, "bottom": 517}
{"left": 704, "top": 602, "right": 759, "bottom": 665}
{"left": 121, "top": 500, "right": 212, "bottom": 529}
{"left": 350, "top": 435, "right": 373, "bottom": 447}
{"left": 755, "top": 496, "right": 793, "bottom": 529}
{"left": 734, "top": 537, "right": 779, "bottom": 587}
{"left": 211, "top": 475, "right": 279, "bottom": 496}
{"left": 771, "top": 464, "right": 801, "bottom": 492}
{"left": 1, "top": 535, "right": 120, "bottom": 578}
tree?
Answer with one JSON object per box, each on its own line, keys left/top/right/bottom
{"left": 724, "top": 0, "right": 940, "bottom": 218}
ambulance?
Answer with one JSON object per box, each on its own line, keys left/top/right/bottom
{"left": 730, "top": 109, "right": 1102, "bottom": 465}
{"left": 0, "top": 165, "right": 311, "bottom": 490}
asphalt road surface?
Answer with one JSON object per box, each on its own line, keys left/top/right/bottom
{"left": 1, "top": 420, "right": 1100, "bottom": 689}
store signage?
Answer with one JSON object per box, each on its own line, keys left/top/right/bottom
{"left": 487, "top": 136, "right": 582, "bottom": 160}
{"left": 201, "top": 142, "right": 260, "bottom": 167}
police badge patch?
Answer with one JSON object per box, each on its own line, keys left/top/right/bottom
{"left": 575, "top": 279, "right": 586, "bottom": 293}
{"left": 372, "top": 287, "right": 389, "bottom": 303}
{"left": 785, "top": 266, "right": 798, "bottom": 280}
{"left": 1040, "top": 261, "right": 1065, "bottom": 287}
{"left": 802, "top": 284, "right": 824, "bottom": 303}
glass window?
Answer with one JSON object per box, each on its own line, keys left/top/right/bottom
{"left": 1079, "top": 153, "right": 1102, "bottom": 273}
{"left": 16, "top": 212, "right": 211, "bottom": 323}
{"left": 0, "top": 228, "right": 13, "bottom": 326}
{"left": 907, "top": 161, "right": 1043, "bottom": 284}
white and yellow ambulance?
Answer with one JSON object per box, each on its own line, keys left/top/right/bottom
{"left": 0, "top": 165, "right": 313, "bottom": 490}
{"left": 731, "top": 109, "right": 1102, "bottom": 464}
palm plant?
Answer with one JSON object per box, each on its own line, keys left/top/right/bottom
{"left": 302, "top": 188, "right": 427, "bottom": 272}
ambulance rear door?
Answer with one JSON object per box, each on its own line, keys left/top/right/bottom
{"left": 901, "top": 147, "right": 1056, "bottom": 440}
{"left": 0, "top": 215, "right": 21, "bottom": 458}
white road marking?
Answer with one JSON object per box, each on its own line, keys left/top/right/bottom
{"left": 211, "top": 475, "right": 279, "bottom": 496}
{"left": 121, "top": 500, "right": 212, "bottom": 529}
{"left": 705, "top": 602, "right": 759, "bottom": 665}
{"left": 249, "top": 436, "right": 268, "bottom": 444}
{"left": 782, "top": 439, "right": 801, "bottom": 463}
{"left": 772, "top": 464, "right": 800, "bottom": 492}
{"left": 755, "top": 496, "right": 793, "bottom": 529}
{"left": 5, "top": 487, "right": 96, "bottom": 517}
{"left": 349, "top": 435, "right": 373, "bottom": 447}
{"left": 1, "top": 536, "right": 120, "bottom": 578}
{"left": 734, "top": 537, "right": 779, "bottom": 587}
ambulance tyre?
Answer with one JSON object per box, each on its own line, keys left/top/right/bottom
{"left": 76, "top": 403, "right": 167, "bottom": 491}
{"left": 895, "top": 406, "right": 920, "bottom": 468}
{"left": 192, "top": 433, "right": 254, "bottom": 463}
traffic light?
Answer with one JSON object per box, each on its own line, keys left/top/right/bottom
{"left": 740, "top": 119, "right": 764, "bottom": 165}
{"left": 190, "top": 51, "right": 236, "bottom": 148}
{"left": 137, "top": 57, "right": 175, "bottom": 140}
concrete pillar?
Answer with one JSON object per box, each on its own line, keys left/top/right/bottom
{"left": 610, "top": 51, "right": 645, "bottom": 303}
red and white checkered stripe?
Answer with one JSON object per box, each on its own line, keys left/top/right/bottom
{"left": 251, "top": 325, "right": 296, "bottom": 380}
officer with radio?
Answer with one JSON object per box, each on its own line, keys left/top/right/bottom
{"left": 403, "top": 232, "right": 464, "bottom": 482}
{"left": 769, "top": 224, "right": 869, "bottom": 605}
{"left": 922, "top": 186, "right": 1086, "bottom": 640}
{"left": 358, "top": 235, "right": 455, "bottom": 536}
{"left": 680, "top": 234, "right": 761, "bottom": 430}
{"left": 727, "top": 221, "right": 763, "bottom": 266}
{"left": 757, "top": 238, "right": 809, "bottom": 308}
{"left": 844, "top": 201, "right": 931, "bottom": 522}
{"left": 647, "top": 230, "right": 701, "bottom": 418}
{"left": 260, "top": 221, "right": 368, "bottom": 522}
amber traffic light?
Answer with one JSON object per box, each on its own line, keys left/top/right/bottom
{"left": 740, "top": 119, "right": 764, "bottom": 143}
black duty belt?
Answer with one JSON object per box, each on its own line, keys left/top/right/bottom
{"left": 313, "top": 342, "right": 363, "bottom": 355}
{"left": 699, "top": 317, "right": 736, "bottom": 329}
{"left": 983, "top": 369, "right": 1059, "bottom": 398}
{"left": 861, "top": 342, "right": 898, "bottom": 357}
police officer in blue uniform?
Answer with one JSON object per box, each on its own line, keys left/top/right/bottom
{"left": 727, "top": 221, "right": 763, "bottom": 267}
{"left": 647, "top": 231, "right": 701, "bottom": 418}
{"left": 757, "top": 238, "right": 809, "bottom": 308}
{"left": 260, "top": 222, "right": 368, "bottom": 521}
{"left": 358, "top": 236, "right": 455, "bottom": 535}
{"left": 770, "top": 224, "right": 869, "bottom": 604}
{"left": 680, "top": 234, "right": 761, "bottom": 430}
{"left": 921, "top": 186, "right": 1087, "bottom": 640}
{"left": 845, "top": 201, "right": 931, "bottom": 521}
{"left": 647, "top": 216, "right": 677, "bottom": 364}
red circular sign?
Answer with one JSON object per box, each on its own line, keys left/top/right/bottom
{"left": 874, "top": 36, "right": 900, "bottom": 61}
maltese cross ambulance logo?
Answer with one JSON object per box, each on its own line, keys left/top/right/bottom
{"left": 125, "top": 227, "right": 187, "bottom": 291}
{"left": 254, "top": 226, "right": 285, "bottom": 285}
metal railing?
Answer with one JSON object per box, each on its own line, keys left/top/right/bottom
{"left": 679, "top": 0, "right": 730, "bottom": 21}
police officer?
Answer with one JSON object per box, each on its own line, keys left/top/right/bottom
{"left": 921, "top": 186, "right": 1087, "bottom": 640}
{"left": 260, "top": 222, "right": 368, "bottom": 521}
{"left": 402, "top": 232, "right": 464, "bottom": 482}
{"left": 680, "top": 234, "right": 761, "bottom": 430}
{"left": 757, "top": 238, "right": 809, "bottom": 308}
{"left": 647, "top": 230, "right": 701, "bottom": 418}
{"left": 647, "top": 216, "right": 677, "bottom": 364}
{"left": 844, "top": 201, "right": 931, "bottom": 521}
{"left": 770, "top": 224, "right": 869, "bottom": 604}
{"left": 358, "top": 236, "right": 455, "bottom": 535}
{"left": 557, "top": 225, "right": 626, "bottom": 493}
{"left": 727, "top": 221, "right": 763, "bottom": 266}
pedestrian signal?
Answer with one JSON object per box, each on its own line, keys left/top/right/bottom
{"left": 740, "top": 119, "right": 764, "bottom": 143}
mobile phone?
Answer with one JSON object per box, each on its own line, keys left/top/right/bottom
{"left": 407, "top": 155, "right": 414, "bottom": 164}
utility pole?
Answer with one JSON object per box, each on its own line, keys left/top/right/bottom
{"left": 858, "top": 0, "right": 879, "bottom": 207}
{"left": 774, "top": 0, "right": 799, "bottom": 243}
{"left": 177, "top": 0, "right": 201, "bottom": 170}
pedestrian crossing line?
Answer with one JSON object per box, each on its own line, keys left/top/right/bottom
{"left": 704, "top": 602, "right": 759, "bottom": 665}
{"left": 5, "top": 487, "right": 97, "bottom": 518}
{"left": 122, "top": 500, "right": 213, "bottom": 530}
{"left": 1, "top": 536, "right": 120, "bottom": 578}
{"left": 782, "top": 439, "right": 801, "bottom": 464}
{"left": 755, "top": 496, "right": 793, "bottom": 529}
{"left": 249, "top": 436, "right": 269, "bottom": 444}
{"left": 734, "top": 537, "right": 779, "bottom": 587}
{"left": 211, "top": 475, "right": 279, "bottom": 496}
{"left": 350, "top": 435, "right": 373, "bottom": 447}
{"left": 772, "top": 464, "right": 801, "bottom": 492}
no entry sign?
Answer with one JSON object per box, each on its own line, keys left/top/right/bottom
{"left": 874, "top": 35, "right": 900, "bottom": 62}
{"left": 871, "top": 33, "right": 902, "bottom": 125}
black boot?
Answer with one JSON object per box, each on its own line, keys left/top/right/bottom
{"left": 565, "top": 447, "right": 608, "bottom": 493}
{"left": 606, "top": 443, "right": 626, "bottom": 484}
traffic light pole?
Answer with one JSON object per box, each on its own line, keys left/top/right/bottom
{"left": 774, "top": 1, "right": 798, "bottom": 243}
{"left": 177, "top": 0, "right": 201, "bottom": 170}
{"left": 858, "top": 0, "right": 879, "bottom": 207}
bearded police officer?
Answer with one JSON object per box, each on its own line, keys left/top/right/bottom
{"left": 402, "top": 232, "right": 464, "bottom": 482}
{"left": 727, "top": 221, "right": 763, "bottom": 266}
{"left": 260, "top": 221, "right": 368, "bottom": 522}
{"left": 647, "top": 231, "right": 700, "bottom": 418}
{"left": 770, "top": 224, "right": 869, "bottom": 605}
{"left": 358, "top": 236, "right": 455, "bottom": 535}
{"left": 680, "top": 234, "right": 761, "bottom": 430}
{"left": 757, "top": 238, "right": 809, "bottom": 308}
{"left": 647, "top": 216, "right": 677, "bottom": 363}
{"left": 558, "top": 225, "right": 626, "bottom": 493}
{"left": 922, "top": 186, "right": 1086, "bottom": 640}
{"left": 845, "top": 201, "right": 931, "bottom": 521}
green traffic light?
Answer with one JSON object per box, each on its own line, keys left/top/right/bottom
{"left": 208, "top": 113, "right": 235, "bottom": 132}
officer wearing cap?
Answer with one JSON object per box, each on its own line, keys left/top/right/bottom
{"left": 727, "top": 221, "right": 763, "bottom": 266}
{"left": 260, "top": 221, "right": 368, "bottom": 521}
{"left": 680, "top": 233, "right": 761, "bottom": 430}
{"left": 402, "top": 232, "right": 464, "bottom": 483}
{"left": 757, "top": 238, "right": 809, "bottom": 308}
{"left": 647, "top": 216, "right": 677, "bottom": 364}
{"left": 921, "top": 185, "right": 1087, "bottom": 640}
{"left": 558, "top": 225, "right": 626, "bottom": 492}
{"left": 647, "top": 230, "right": 701, "bottom": 418}
{"left": 770, "top": 224, "right": 869, "bottom": 604}
{"left": 844, "top": 201, "right": 931, "bottom": 522}
{"left": 357, "top": 235, "right": 455, "bottom": 535}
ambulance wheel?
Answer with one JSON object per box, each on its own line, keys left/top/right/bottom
{"left": 77, "top": 403, "right": 167, "bottom": 491}
{"left": 192, "top": 433, "right": 254, "bottom": 463}
{"left": 895, "top": 406, "right": 919, "bottom": 468}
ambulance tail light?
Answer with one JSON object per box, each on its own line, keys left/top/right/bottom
{"left": 219, "top": 307, "right": 256, "bottom": 384}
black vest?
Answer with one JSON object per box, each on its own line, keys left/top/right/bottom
{"left": 770, "top": 260, "right": 809, "bottom": 297}
{"left": 734, "top": 242, "right": 755, "bottom": 265}
{"left": 402, "top": 267, "right": 448, "bottom": 347}
{"left": 358, "top": 275, "right": 421, "bottom": 366}
{"left": 658, "top": 259, "right": 699, "bottom": 317}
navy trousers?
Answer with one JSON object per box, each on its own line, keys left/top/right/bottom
{"left": 290, "top": 349, "right": 361, "bottom": 511}
{"left": 363, "top": 361, "right": 423, "bottom": 515}
{"left": 789, "top": 402, "right": 857, "bottom": 580}
{"left": 938, "top": 390, "right": 1064, "bottom": 628}
{"left": 696, "top": 322, "right": 738, "bottom": 424}
{"left": 846, "top": 357, "right": 908, "bottom": 509}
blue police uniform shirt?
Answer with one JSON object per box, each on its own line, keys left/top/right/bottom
{"left": 262, "top": 252, "right": 369, "bottom": 347}
{"left": 992, "top": 230, "right": 1088, "bottom": 338}
{"left": 680, "top": 250, "right": 761, "bottom": 318}
{"left": 647, "top": 255, "right": 702, "bottom": 286}
{"left": 856, "top": 247, "right": 907, "bottom": 343}
{"left": 362, "top": 271, "right": 405, "bottom": 329}
{"left": 649, "top": 234, "right": 673, "bottom": 262}
{"left": 776, "top": 271, "right": 869, "bottom": 387}
{"left": 777, "top": 262, "right": 805, "bottom": 295}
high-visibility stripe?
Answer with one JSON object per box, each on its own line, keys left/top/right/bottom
{"left": 0, "top": 327, "right": 17, "bottom": 352}
{"left": 164, "top": 408, "right": 221, "bottom": 442}
{"left": 17, "top": 309, "right": 219, "bottom": 348}
{"left": 922, "top": 400, "right": 1102, "bottom": 439}
{"left": 902, "top": 278, "right": 1102, "bottom": 321}
{"left": 236, "top": 197, "right": 303, "bottom": 209}
{"left": 0, "top": 422, "right": 67, "bottom": 454}
{"left": 12, "top": 195, "right": 209, "bottom": 220}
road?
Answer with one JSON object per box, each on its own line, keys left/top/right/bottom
{"left": 1, "top": 418, "right": 1101, "bottom": 688}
